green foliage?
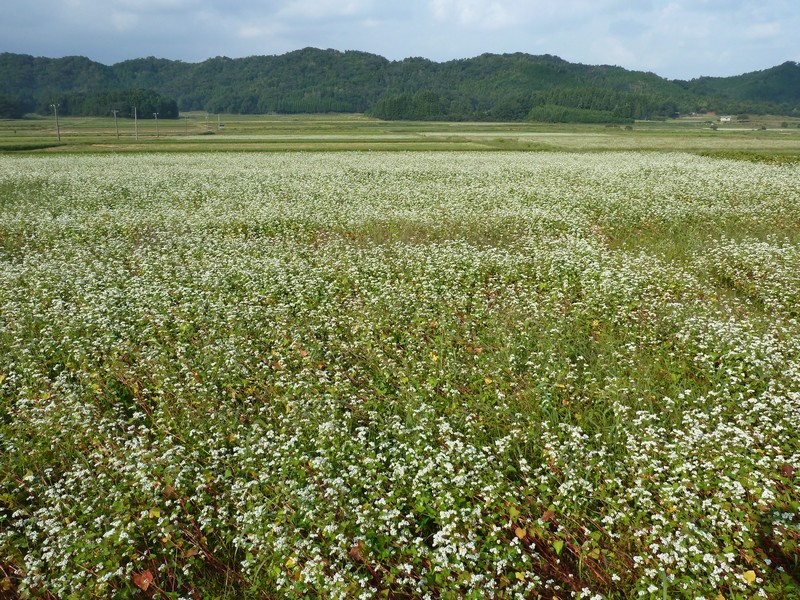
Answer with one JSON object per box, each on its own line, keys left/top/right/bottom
{"left": 0, "top": 94, "right": 25, "bottom": 118}
{"left": 527, "top": 104, "right": 632, "bottom": 124}
{"left": 0, "top": 52, "right": 112, "bottom": 100}
{"left": 36, "top": 89, "right": 178, "bottom": 119}
{"left": 528, "top": 86, "right": 676, "bottom": 119}
{"left": 0, "top": 50, "right": 798, "bottom": 121}
{"left": 369, "top": 90, "right": 447, "bottom": 120}
{"left": 684, "top": 61, "right": 800, "bottom": 114}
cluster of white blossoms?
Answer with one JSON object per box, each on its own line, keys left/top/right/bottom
{"left": 1, "top": 151, "right": 798, "bottom": 598}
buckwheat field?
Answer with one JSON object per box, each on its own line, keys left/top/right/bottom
{"left": 1, "top": 151, "right": 798, "bottom": 599}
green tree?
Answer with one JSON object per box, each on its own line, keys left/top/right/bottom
{"left": 0, "top": 94, "right": 25, "bottom": 118}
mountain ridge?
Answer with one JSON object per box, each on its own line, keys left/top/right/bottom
{"left": 1, "top": 48, "right": 798, "bottom": 120}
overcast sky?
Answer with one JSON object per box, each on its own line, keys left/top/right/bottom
{"left": 3, "top": 0, "right": 798, "bottom": 79}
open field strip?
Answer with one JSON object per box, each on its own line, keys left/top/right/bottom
{"left": 1, "top": 151, "right": 799, "bottom": 598}
{"left": 2, "top": 114, "right": 800, "bottom": 155}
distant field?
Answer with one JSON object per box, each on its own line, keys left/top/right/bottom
{"left": 1, "top": 130, "right": 799, "bottom": 598}
{"left": 1, "top": 113, "right": 800, "bottom": 156}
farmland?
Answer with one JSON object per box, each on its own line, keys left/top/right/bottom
{"left": 1, "top": 123, "right": 800, "bottom": 598}
{"left": 1, "top": 112, "right": 800, "bottom": 154}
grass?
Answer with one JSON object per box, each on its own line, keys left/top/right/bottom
{"left": 0, "top": 123, "right": 799, "bottom": 598}
{"left": 1, "top": 112, "right": 799, "bottom": 155}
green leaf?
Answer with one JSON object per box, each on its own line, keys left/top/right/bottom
{"left": 553, "top": 540, "right": 564, "bottom": 556}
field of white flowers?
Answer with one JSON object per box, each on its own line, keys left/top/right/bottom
{"left": 1, "top": 151, "right": 799, "bottom": 599}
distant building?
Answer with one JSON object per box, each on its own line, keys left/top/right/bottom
{"left": 719, "top": 116, "right": 732, "bottom": 123}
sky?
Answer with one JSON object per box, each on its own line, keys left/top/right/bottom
{"left": 3, "top": 0, "right": 798, "bottom": 80}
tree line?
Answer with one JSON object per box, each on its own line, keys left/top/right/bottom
{"left": 1, "top": 50, "right": 798, "bottom": 122}
{"left": 367, "top": 86, "right": 682, "bottom": 122}
{"left": 36, "top": 89, "right": 179, "bottom": 119}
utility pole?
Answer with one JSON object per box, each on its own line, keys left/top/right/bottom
{"left": 111, "top": 109, "right": 119, "bottom": 139}
{"left": 50, "top": 103, "right": 61, "bottom": 141}
{"left": 153, "top": 112, "right": 159, "bottom": 138}
{"left": 134, "top": 106, "right": 138, "bottom": 140}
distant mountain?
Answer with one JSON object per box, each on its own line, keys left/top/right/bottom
{"left": 1, "top": 49, "right": 798, "bottom": 121}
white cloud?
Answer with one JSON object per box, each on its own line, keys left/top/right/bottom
{"left": 114, "top": 0, "right": 195, "bottom": 9}
{"left": 237, "top": 23, "right": 286, "bottom": 40}
{"left": 110, "top": 11, "right": 141, "bottom": 31}
{"left": 278, "top": 0, "right": 373, "bottom": 20}
{"left": 430, "top": 0, "right": 515, "bottom": 29}
{"left": 589, "top": 35, "right": 637, "bottom": 67}
{"left": 65, "top": 0, "right": 196, "bottom": 12}
{"left": 744, "top": 22, "right": 781, "bottom": 41}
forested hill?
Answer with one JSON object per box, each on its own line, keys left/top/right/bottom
{"left": 1, "top": 48, "right": 798, "bottom": 121}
